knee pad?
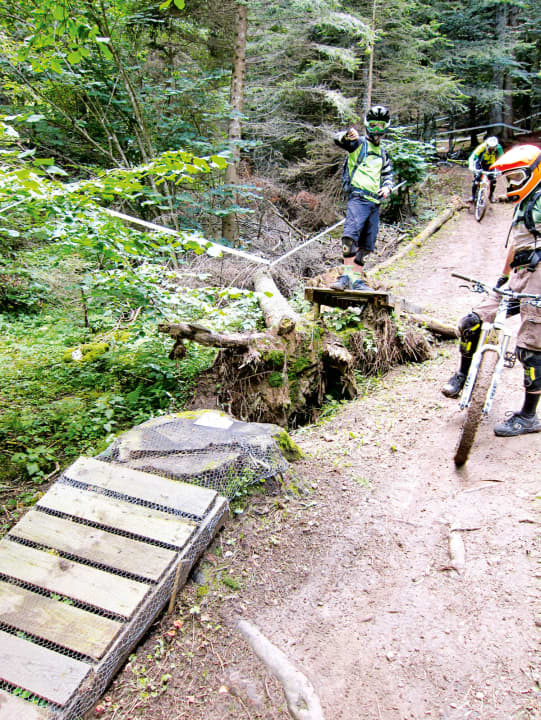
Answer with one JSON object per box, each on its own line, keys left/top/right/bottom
{"left": 458, "top": 312, "right": 481, "bottom": 357}
{"left": 342, "top": 236, "right": 356, "bottom": 258}
{"left": 516, "top": 347, "right": 541, "bottom": 392}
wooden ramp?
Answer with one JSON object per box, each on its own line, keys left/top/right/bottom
{"left": 304, "top": 286, "right": 424, "bottom": 317}
{"left": 0, "top": 456, "right": 228, "bottom": 720}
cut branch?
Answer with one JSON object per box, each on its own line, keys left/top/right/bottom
{"left": 158, "top": 321, "right": 268, "bottom": 348}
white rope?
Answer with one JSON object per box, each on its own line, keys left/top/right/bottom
{"left": 103, "top": 207, "right": 271, "bottom": 265}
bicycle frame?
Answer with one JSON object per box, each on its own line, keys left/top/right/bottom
{"left": 459, "top": 294, "right": 512, "bottom": 415}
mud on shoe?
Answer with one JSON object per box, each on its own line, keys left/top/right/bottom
{"left": 493, "top": 412, "right": 541, "bottom": 437}
{"left": 330, "top": 274, "right": 351, "bottom": 291}
{"left": 441, "top": 371, "right": 466, "bottom": 398}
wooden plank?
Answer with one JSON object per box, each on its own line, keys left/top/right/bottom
{"left": 10, "top": 510, "right": 175, "bottom": 582}
{"left": 64, "top": 456, "right": 217, "bottom": 518}
{"left": 305, "top": 286, "right": 391, "bottom": 303}
{"left": 0, "top": 581, "right": 122, "bottom": 660}
{"left": 0, "top": 629, "right": 90, "bottom": 706}
{"left": 0, "top": 688, "right": 52, "bottom": 720}
{"left": 0, "top": 539, "right": 149, "bottom": 618}
{"left": 37, "top": 484, "right": 196, "bottom": 548}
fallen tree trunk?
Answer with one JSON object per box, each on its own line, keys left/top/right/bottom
{"left": 159, "top": 271, "right": 431, "bottom": 425}
{"left": 254, "top": 269, "right": 300, "bottom": 333}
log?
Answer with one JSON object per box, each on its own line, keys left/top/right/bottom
{"left": 254, "top": 270, "right": 300, "bottom": 332}
{"left": 407, "top": 314, "right": 459, "bottom": 339}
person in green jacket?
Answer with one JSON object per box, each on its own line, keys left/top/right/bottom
{"left": 468, "top": 135, "right": 504, "bottom": 203}
{"left": 331, "top": 105, "right": 394, "bottom": 292}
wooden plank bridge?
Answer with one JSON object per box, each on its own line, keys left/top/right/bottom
{"left": 0, "top": 456, "right": 228, "bottom": 720}
{"left": 304, "top": 286, "right": 424, "bottom": 317}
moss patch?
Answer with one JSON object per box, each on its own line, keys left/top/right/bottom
{"left": 63, "top": 342, "right": 109, "bottom": 363}
{"left": 274, "top": 429, "right": 303, "bottom": 461}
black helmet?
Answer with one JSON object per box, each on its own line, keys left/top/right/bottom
{"left": 365, "top": 105, "right": 391, "bottom": 135}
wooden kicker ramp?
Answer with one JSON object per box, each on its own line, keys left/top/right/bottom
{"left": 0, "top": 456, "right": 228, "bottom": 720}
{"left": 304, "top": 286, "right": 424, "bottom": 316}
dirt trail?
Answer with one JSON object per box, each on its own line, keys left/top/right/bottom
{"left": 251, "top": 195, "right": 540, "bottom": 719}
{"left": 97, "top": 185, "right": 540, "bottom": 720}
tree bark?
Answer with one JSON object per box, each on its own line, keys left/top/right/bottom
{"left": 221, "top": 1, "right": 248, "bottom": 245}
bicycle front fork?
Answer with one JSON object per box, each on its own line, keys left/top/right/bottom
{"left": 459, "top": 327, "right": 511, "bottom": 414}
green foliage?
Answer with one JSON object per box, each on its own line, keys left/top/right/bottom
{"left": 0, "top": 267, "right": 50, "bottom": 312}
{"left": 322, "top": 305, "right": 364, "bottom": 331}
{"left": 0, "top": 235, "right": 263, "bottom": 484}
{"left": 268, "top": 371, "right": 285, "bottom": 388}
{"left": 384, "top": 130, "right": 432, "bottom": 186}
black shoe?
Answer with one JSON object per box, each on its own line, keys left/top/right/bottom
{"left": 441, "top": 371, "right": 466, "bottom": 398}
{"left": 330, "top": 275, "right": 351, "bottom": 291}
{"left": 493, "top": 412, "right": 541, "bottom": 437}
{"left": 352, "top": 278, "right": 371, "bottom": 291}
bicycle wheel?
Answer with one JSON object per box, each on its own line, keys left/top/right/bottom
{"left": 454, "top": 351, "right": 498, "bottom": 466}
{"left": 474, "top": 185, "right": 487, "bottom": 222}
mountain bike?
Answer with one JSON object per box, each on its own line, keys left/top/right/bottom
{"left": 472, "top": 170, "right": 499, "bottom": 222}
{"left": 452, "top": 272, "right": 541, "bottom": 466}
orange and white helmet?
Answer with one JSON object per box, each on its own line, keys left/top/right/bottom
{"left": 490, "top": 144, "right": 541, "bottom": 204}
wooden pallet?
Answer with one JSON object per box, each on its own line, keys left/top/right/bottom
{"left": 0, "top": 456, "right": 228, "bottom": 720}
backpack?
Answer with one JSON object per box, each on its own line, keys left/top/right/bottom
{"left": 341, "top": 138, "right": 368, "bottom": 197}
{"left": 523, "top": 188, "right": 541, "bottom": 240}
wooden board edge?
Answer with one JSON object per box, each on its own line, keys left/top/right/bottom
{"left": 56, "top": 496, "right": 229, "bottom": 720}
{"left": 0, "top": 688, "right": 55, "bottom": 720}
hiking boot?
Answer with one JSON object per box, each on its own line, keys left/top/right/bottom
{"left": 493, "top": 412, "right": 541, "bottom": 437}
{"left": 352, "top": 278, "right": 371, "bottom": 291}
{"left": 441, "top": 371, "right": 466, "bottom": 398}
{"left": 330, "top": 275, "right": 351, "bottom": 291}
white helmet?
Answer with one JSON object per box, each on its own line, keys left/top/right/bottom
{"left": 486, "top": 136, "right": 499, "bottom": 148}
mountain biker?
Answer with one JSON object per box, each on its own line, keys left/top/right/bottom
{"left": 468, "top": 135, "right": 504, "bottom": 203}
{"left": 330, "top": 105, "right": 393, "bottom": 292}
{"left": 442, "top": 143, "right": 541, "bottom": 437}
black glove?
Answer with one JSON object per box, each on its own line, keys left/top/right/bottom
{"left": 495, "top": 275, "right": 509, "bottom": 288}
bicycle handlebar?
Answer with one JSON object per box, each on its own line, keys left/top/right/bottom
{"left": 451, "top": 272, "right": 541, "bottom": 301}
{"left": 472, "top": 169, "right": 501, "bottom": 177}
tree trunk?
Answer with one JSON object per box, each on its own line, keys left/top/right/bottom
{"left": 490, "top": 3, "right": 508, "bottom": 131}
{"left": 502, "top": 5, "right": 518, "bottom": 141}
{"left": 363, "top": 0, "right": 377, "bottom": 116}
{"left": 221, "top": 1, "right": 248, "bottom": 245}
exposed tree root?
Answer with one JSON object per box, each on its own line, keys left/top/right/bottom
{"left": 236, "top": 618, "right": 326, "bottom": 720}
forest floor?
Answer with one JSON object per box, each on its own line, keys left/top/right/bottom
{"left": 92, "top": 174, "right": 540, "bottom": 720}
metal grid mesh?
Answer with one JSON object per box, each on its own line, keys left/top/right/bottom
{"left": 0, "top": 411, "right": 288, "bottom": 720}
{"left": 97, "top": 411, "right": 289, "bottom": 500}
